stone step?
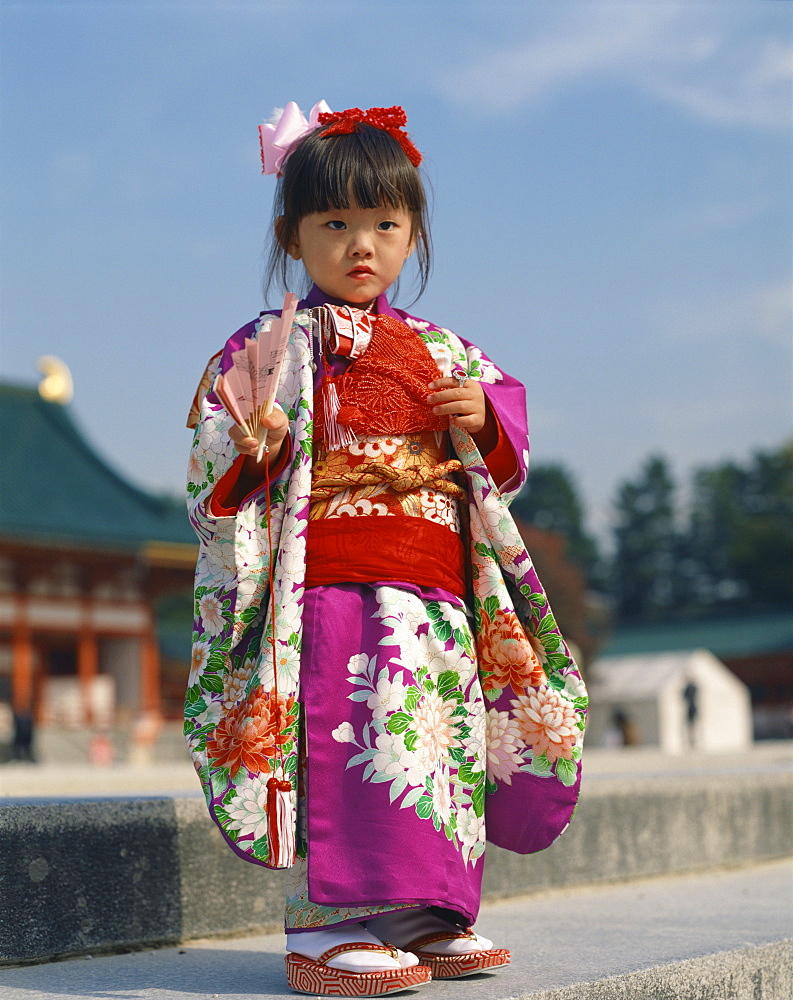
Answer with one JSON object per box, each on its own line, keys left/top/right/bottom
{"left": 2, "top": 860, "right": 791, "bottom": 999}
{"left": 2, "top": 765, "right": 791, "bottom": 965}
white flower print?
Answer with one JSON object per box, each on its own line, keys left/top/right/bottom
{"left": 432, "top": 773, "right": 453, "bottom": 825}
{"left": 563, "top": 671, "right": 587, "bottom": 700}
{"left": 413, "top": 692, "right": 461, "bottom": 770}
{"left": 347, "top": 653, "right": 374, "bottom": 676}
{"left": 222, "top": 664, "right": 249, "bottom": 711}
{"left": 189, "top": 640, "right": 210, "bottom": 687}
{"left": 199, "top": 593, "right": 225, "bottom": 637}
{"left": 366, "top": 673, "right": 407, "bottom": 719}
{"left": 201, "top": 538, "right": 236, "bottom": 588}
{"left": 486, "top": 709, "right": 524, "bottom": 786}
{"left": 457, "top": 806, "right": 485, "bottom": 852}
{"left": 465, "top": 346, "right": 501, "bottom": 384}
{"left": 187, "top": 450, "right": 204, "bottom": 485}
{"left": 424, "top": 341, "right": 453, "bottom": 377}
{"left": 335, "top": 497, "right": 389, "bottom": 517}
{"left": 463, "top": 700, "right": 487, "bottom": 767}
{"left": 224, "top": 776, "right": 270, "bottom": 840}
{"left": 279, "top": 528, "right": 307, "bottom": 575}
{"left": 349, "top": 435, "right": 404, "bottom": 459}
{"left": 420, "top": 490, "right": 460, "bottom": 531}
{"left": 332, "top": 722, "right": 357, "bottom": 744}
{"left": 372, "top": 730, "right": 429, "bottom": 788}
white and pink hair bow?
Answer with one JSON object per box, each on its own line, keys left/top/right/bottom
{"left": 258, "top": 100, "right": 332, "bottom": 177}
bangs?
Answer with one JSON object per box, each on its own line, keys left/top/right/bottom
{"left": 284, "top": 124, "right": 424, "bottom": 217}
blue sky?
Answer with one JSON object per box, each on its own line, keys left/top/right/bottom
{"left": 1, "top": 1, "right": 790, "bottom": 538}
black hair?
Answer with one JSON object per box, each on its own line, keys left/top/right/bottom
{"left": 264, "top": 122, "right": 431, "bottom": 304}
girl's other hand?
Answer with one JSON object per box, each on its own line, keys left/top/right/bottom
{"left": 427, "top": 377, "right": 498, "bottom": 453}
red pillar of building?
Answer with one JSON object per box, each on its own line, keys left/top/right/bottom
{"left": 12, "top": 596, "right": 34, "bottom": 713}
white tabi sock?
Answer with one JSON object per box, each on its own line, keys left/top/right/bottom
{"left": 366, "top": 909, "right": 494, "bottom": 956}
{"left": 286, "top": 922, "right": 420, "bottom": 973}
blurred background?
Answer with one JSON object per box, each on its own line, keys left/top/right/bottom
{"left": 0, "top": 0, "right": 790, "bottom": 786}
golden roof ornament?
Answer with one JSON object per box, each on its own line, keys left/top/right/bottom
{"left": 37, "top": 356, "right": 73, "bottom": 405}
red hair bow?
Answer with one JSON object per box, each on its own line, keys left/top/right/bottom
{"left": 317, "top": 105, "right": 422, "bottom": 167}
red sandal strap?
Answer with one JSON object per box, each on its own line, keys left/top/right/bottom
{"left": 317, "top": 940, "right": 400, "bottom": 965}
{"left": 406, "top": 929, "right": 477, "bottom": 951}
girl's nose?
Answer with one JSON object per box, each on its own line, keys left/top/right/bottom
{"left": 348, "top": 230, "right": 374, "bottom": 258}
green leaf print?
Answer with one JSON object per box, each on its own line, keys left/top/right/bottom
{"left": 415, "top": 796, "right": 434, "bottom": 820}
{"left": 545, "top": 652, "right": 571, "bottom": 672}
{"left": 555, "top": 757, "right": 578, "bottom": 787}
{"left": 485, "top": 779, "right": 498, "bottom": 795}
{"left": 387, "top": 712, "right": 412, "bottom": 735}
{"left": 474, "top": 542, "right": 493, "bottom": 559}
{"left": 213, "top": 807, "right": 239, "bottom": 841}
{"left": 471, "top": 779, "right": 486, "bottom": 818}
{"left": 210, "top": 767, "right": 230, "bottom": 798}
{"left": 184, "top": 697, "right": 208, "bottom": 718}
{"left": 436, "top": 670, "right": 459, "bottom": 698}
{"left": 251, "top": 836, "right": 270, "bottom": 861}
{"left": 185, "top": 684, "right": 203, "bottom": 704}
{"left": 404, "top": 686, "right": 421, "bottom": 712}
{"left": 548, "top": 673, "right": 566, "bottom": 692}
{"left": 448, "top": 746, "right": 466, "bottom": 764}
{"left": 432, "top": 619, "right": 452, "bottom": 643}
{"left": 484, "top": 595, "right": 500, "bottom": 619}
{"left": 403, "top": 730, "right": 418, "bottom": 752}
{"left": 457, "top": 762, "right": 481, "bottom": 787}
{"left": 200, "top": 673, "right": 224, "bottom": 694}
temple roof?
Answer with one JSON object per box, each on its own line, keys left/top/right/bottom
{"left": 0, "top": 382, "right": 194, "bottom": 552}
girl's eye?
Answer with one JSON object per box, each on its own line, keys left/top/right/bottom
{"left": 326, "top": 220, "right": 346, "bottom": 230}
{"left": 378, "top": 221, "right": 397, "bottom": 231}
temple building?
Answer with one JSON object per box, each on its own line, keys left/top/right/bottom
{"left": 0, "top": 373, "right": 196, "bottom": 733}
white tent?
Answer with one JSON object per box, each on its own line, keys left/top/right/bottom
{"left": 585, "top": 648, "right": 753, "bottom": 754}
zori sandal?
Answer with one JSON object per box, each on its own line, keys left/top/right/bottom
{"left": 402, "top": 930, "right": 510, "bottom": 979}
{"left": 285, "top": 941, "right": 432, "bottom": 996}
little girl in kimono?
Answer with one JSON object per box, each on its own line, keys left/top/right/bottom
{"left": 186, "top": 102, "right": 587, "bottom": 997}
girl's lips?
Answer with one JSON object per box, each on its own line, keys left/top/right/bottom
{"left": 348, "top": 267, "right": 374, "bottom": 278}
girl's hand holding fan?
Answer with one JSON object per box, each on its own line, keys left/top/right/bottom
{"left": 215, "top": 293, "right": 298, "bottom": 463}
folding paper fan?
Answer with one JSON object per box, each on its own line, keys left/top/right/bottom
{"left": 214, "top": 292, "right": 298, "bottom": 461}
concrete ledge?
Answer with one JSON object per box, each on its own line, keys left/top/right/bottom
{"left": 524, "top": 940, "right": 793, "bottom": 1000}
{"left": 1, "top": 771, "right": 791, "bottom": 965}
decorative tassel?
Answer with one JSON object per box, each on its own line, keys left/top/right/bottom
{"left": 266, "top": 775, "right": 296, "bottom": 868}
{"left": 323, "top": 379, "right": 358, "bottom": 450}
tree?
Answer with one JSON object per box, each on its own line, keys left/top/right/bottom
{"left": 511, "top": 463, "right": 600, "bottom": 580}
{"left": 611, "top": 455, "right": 679, "bottom": 622}
{"left": 686, "top": 442, "right": 793, "bottom": 610}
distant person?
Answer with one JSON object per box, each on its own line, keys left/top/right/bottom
{"left": 11, "top": 709, "right": 35, "bottom": 762}
{"left": 612, "top": 708, "right": 641, "bottom": 747}
{"left": 683, "top": 680, "right": 699, "bottom": 748}
{"left": 184, "top": 102, "right": 588, "bottom": 996}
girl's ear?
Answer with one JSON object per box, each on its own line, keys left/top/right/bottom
{"left": 275, "top": 216, "right": 301, "bottom": 260}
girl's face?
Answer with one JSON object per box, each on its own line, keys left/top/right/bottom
{"left": 285, "top": 203, "right": 415, "bottom": 306}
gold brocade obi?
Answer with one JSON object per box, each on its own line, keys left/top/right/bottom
{"left": 309, "top": 432, "right": 465, "bottom": 535}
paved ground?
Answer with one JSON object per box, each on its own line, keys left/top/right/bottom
{"left": 2, "top": 859, "right": 790, "bottom": 999}
{"left": 1, "top": 739, "right": 790, "bottom": 799}
{"left": 0, "top": 735, "right": 793, "bottom": 798}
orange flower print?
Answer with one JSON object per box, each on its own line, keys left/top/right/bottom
{"left": 478, "top": 607, "right": 546, "bottom": 696}
{"left": 510, "top": 685, "right": 578, "bottom": 763}
{"left": 206, "top": 685, "right": 297, "bottom": 777}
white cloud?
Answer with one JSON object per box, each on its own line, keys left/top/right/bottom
{"left": 437, "top": 4, "right": 792, "bottom": 132}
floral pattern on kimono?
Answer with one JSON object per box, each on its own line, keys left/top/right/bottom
{"left": 185, "top": 301, "right": 587, "bottom": 871}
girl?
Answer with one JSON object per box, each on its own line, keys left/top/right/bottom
{"left": 185, "top": 103, "right": 587, "bottom": 997}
